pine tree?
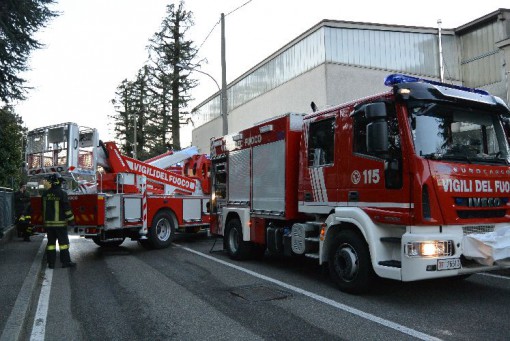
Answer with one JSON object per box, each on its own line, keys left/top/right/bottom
{"left": 111, "top": 79, "right": 136, "bottom": 157}
{"left": 147, "top": 0, "right": 198, "bottom": 150}
{"left": 111, "top": 0, "right": 198, "bottom": 156}
{"left": 0, "top": 0, "right": 57, "bottom": 103}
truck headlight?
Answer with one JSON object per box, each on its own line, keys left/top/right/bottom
{"left": 405, "top": 240, "right": 454, "bottom": 257}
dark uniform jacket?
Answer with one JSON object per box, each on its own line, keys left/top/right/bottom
{"left": 14, "top": 190, "right": 30, "bottom": 218}
{"left": 42, "top": 186, "right": 75, "bottom": 227}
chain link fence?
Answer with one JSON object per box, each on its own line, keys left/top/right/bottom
{"left": 0, "top": 187, "right": 14, "bottom": 238}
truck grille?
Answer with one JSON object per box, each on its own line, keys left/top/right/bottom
{"left": 462, "top": 225, "right": 495, "bottom": 236}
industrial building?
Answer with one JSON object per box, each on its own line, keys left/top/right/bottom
{"left": 191, "top": 8, "right": 510, "bottom": 152}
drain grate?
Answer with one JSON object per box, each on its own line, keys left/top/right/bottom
{"left": 229, "top": 285, "right": 292, "bottom": 302}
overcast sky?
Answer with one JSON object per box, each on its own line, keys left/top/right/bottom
{"left": 15, "top": 0, "right": 510, "bottom": 146}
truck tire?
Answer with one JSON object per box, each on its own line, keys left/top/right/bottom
{"left": 92, "top": 237, "right": 125, "bottom": 247}
{"left": 328, "top": 230, "right": 375, "bottom": 294}
{"left": 225, "top": 218, "right": 251, "bottom": 260}
{"left": 147, "top": 210, "right": 176, "bottom": 249}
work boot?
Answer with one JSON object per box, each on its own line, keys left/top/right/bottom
{"left": 62, "top": 262, "right": 77, "bottom": 268}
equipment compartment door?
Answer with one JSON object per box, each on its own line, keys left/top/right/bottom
{"left": 183, "top": 199, "right": 202, "bottom": 221}
{"left": 252, "top": 140, "right": 286, "bottom": 214}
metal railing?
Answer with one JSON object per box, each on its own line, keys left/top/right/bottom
{"left": 0, "top": 187, "right": 14, "bottom": 237}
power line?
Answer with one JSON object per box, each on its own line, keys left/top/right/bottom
{"left": 197, "top": 19, "right": 219, "bottom": 52}
{"left": 196, "top": 0, "right": 254, "bottom": 53}
{"left": 226, "top": 0, "right": 253, "bottom": 16}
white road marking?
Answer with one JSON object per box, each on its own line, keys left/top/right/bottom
{"left": 176, "top": 244, "right": 442, "bottom": 341}
{"left": 30, "top": 267, "right": 53, "bottom": 341}
{"left": 477, "top": 272, "right": 510, "bottom": 280}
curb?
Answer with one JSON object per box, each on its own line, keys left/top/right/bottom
{"left": 0, "top": 240, "right": 45, "bottom": 341}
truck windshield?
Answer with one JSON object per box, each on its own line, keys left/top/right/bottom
{"left": 409, "top": 103, "right": 510, "bottom": 165}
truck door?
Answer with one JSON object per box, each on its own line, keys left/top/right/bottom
{"left": 348, "top": 101, "right": 411, "bottom": 217}
{"left": 303, "top": 115, "right": 340, "bottom": 212}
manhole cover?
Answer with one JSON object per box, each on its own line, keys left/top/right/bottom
{"left": 229, "top": 285, "right": 292, "bottom": 302}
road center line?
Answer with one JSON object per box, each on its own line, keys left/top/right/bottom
{"left": 30, "top": 267, "right": 53, "bottom": 341}
{"left": 176, "top": 244, "right": 442, "bottom": 341}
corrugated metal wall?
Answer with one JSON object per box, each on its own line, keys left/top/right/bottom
{"left": 325, "top": 27, "right": 459, "bottom": 80}
{"left": 460, "top": 21, "right": 503, "bottom": 88}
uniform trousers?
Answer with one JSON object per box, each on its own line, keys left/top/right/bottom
{"left": 46, "top": 226, "right": 71, "bottom": 265}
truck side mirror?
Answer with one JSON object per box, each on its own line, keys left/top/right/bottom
{"left": 365, "top": 102, "right": 387, "bottom": 120}
{"left": 365, "top": 103, "right": 389, "bottom": 154}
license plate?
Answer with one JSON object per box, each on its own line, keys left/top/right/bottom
{"left": 437, "top": 258, "right": 461, "bottom": 271}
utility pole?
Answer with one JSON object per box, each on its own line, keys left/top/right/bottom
{"left": 437, "top": 19, "right": 445, "bottom": 82}
{"left": 221, "top": 13, "right": 228, "bottom": 135}
{"left": 133, "top": 112, "right": 137, "bottom": 159}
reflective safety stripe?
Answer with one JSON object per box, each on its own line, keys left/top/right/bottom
{"left": 55, "top": 199, "right": 60, "bottom": 222}
{"left": 43, "top": 220, "right": 66, "bottom": 224}
{"left": 44, "top": 222, "right": 67, "bottom": 227}
{"left": 65, "top": 210, "right": 74, "bottom": 220}
{"left": 60, "top": 244, "right": 69, "bottom": 250}
{"left": 47, "top": 245, "right": 56, "bottom": 251}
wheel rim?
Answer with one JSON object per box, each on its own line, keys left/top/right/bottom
{"left": 228, "top": 227, "right": 239, "bottom": 253}
{"left": 156, "top": 218, "right": 171, "bottom": 241}
{"left": 334, "top": 243, "right": 359, "bottom": 282}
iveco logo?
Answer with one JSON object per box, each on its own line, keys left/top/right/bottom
{"left": 468, "top": 197, "right": 502, "bottom": 207}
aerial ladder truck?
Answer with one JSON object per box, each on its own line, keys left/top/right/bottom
{"left": 25, "top": 122, "right": 211, "bottom": 249}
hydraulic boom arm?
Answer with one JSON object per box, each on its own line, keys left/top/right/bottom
{"left": 102, "top": 141, "right": 199, "bottom": 194}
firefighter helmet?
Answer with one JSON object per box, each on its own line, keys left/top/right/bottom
{"left": 48, "top": 173, "right": 63, "bottom": 186}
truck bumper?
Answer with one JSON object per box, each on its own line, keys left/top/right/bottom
{"left": 401, "top": 225, "right": 510, "bottom": 281}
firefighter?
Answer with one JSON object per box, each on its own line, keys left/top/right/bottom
{"left": 42, "top": 173, "right": 76, "bottom": 269}
{"left": 18, "top": 204, "right": 33, "bottom": 242}
{"left": 14, "top": 184, "right": 30, "bottom": 239}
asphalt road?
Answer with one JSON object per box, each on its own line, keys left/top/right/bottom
{"left": 23, "top": 233, "right": 510, "bottom": 340}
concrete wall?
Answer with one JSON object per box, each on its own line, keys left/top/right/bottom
{"left": 192, "top": 115, "right": 222, "bottom": 154}
{"left": 325, "top": 64, "right": 394, "bottom": 106}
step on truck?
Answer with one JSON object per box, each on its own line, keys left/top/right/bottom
{"left": 209, "top": 74, "right": 510, "bottom": 293}
{"left": 26, "top": 122, "right": 211, "bottom": 249}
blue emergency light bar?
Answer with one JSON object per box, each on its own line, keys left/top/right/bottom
{"left": 384, "top": 74, "right": 490, "bottom": 96}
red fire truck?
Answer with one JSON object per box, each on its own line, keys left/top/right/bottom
{"left": 26, "top": 122, "right": 210, "bottom": 249}
{"left": 210, "top": 74, "right": 510, "bottom": 293}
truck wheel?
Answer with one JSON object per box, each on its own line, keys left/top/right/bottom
{"left": 92, "top": 237, "right": 125, "bottom": 247}
{"left": 147, "top": 211, "right": 175, "bottom": 249}
{"left": 328, "top": 230, "right": 375, "bottom": 294}
{"left": 225, "top": 219, "right": 251, "bottom": 260}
